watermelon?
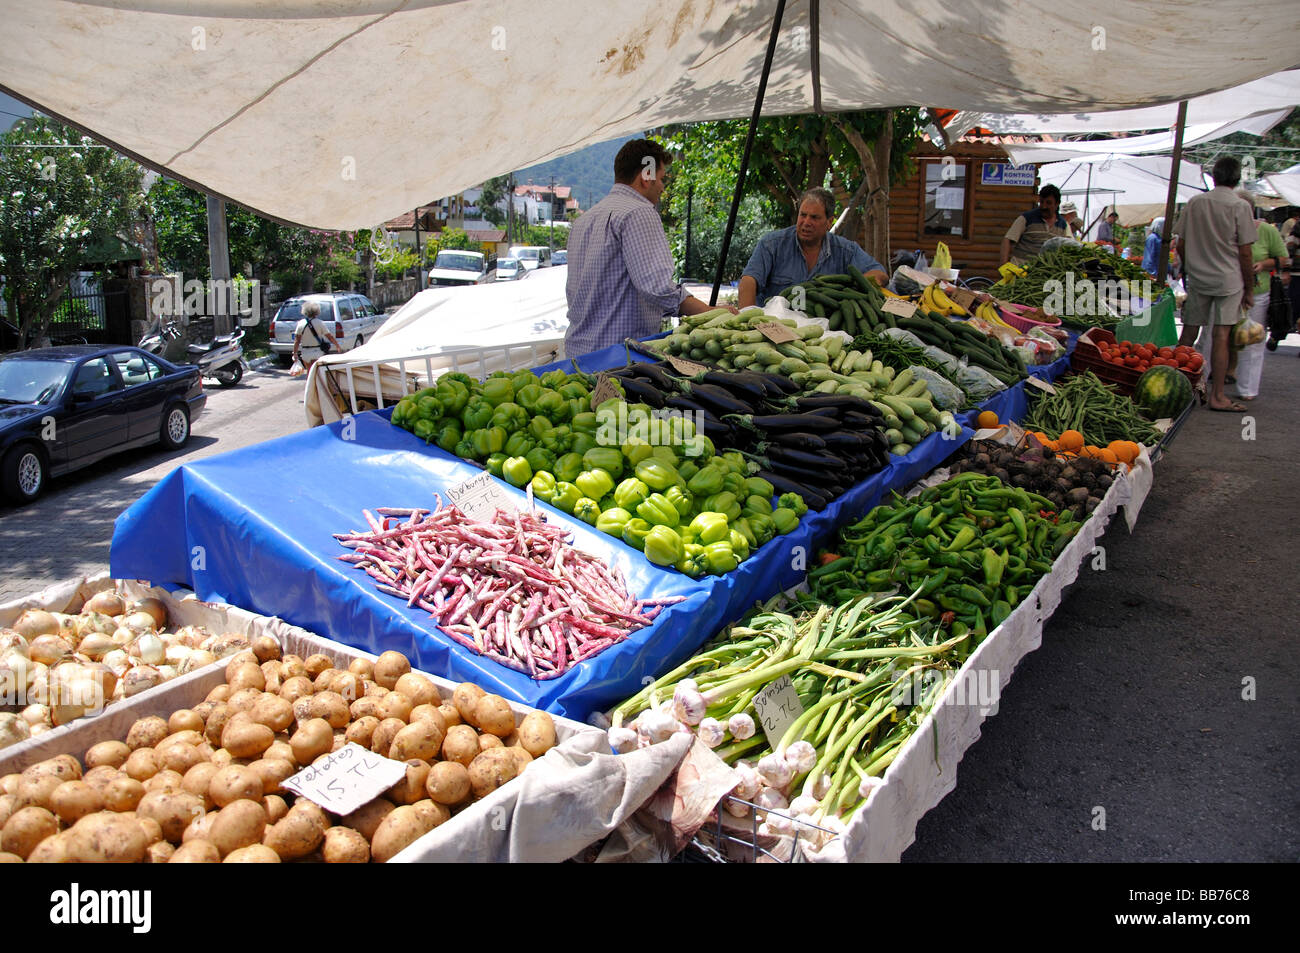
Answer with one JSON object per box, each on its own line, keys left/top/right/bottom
{"left": 1133, "top": 365, "right": 1192, "bottom": 418}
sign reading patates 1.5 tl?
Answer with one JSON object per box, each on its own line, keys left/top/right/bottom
{"left": 981, "top": 163, "right": 1037, "bottom": 187}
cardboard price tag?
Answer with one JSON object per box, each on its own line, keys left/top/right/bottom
{"left": 752, "top": 674, "right": 804, "bottom": 749}
{"left": 898, "top": 265, "right": 936, "bottom": 287}
{"left": 666, "top": 355, "right": 709, "bottom": 376}
{"left": 282, "top": 743, "right": 407, "bottom": 816}
{"left": 590, "top": 372, "right": 620, "bottom": 407}
{"left": 882, "top": 298, "right": 918, "bottom": 318}
{"left": 973, "top": 428, "right": 1003, "bottom": 441}
{"left": 1024, "top": 375, "right": 1057, "bottom": 395}
{"left": 446, "top": 471, "right": 517, "bottom": 522}
{"left": 756, "top": 321, "right": 798, "bottom": 344}
{"left": 946, "top": 287, "right": 978, "bottom": 311}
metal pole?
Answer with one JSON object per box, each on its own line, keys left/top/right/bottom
{"left": 413, "top": 209, "right": 422, "bottom": 290}
{"left": 1083, "top": 164, "right": 1092, "bottom": 238}
{"left": 549, "top": 175, "right": 555, "bottom": 252}
{"left": 710, "top": 0, "right": 788, "bottom": 306}
{"left": 1156, "top": 100, "right": 1188, "bottom": 287}
{"left": 205, "top": 196, "right": 231, "bottom": 335}
{"left": 685, "top": 182, "right": 694, "bottom": 279}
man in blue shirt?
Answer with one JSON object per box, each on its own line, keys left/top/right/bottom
{"left": 737, "top": 188, "right": 887, "bottom": 308}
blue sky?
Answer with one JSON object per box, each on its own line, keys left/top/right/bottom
{"left": 1, "top": 92, "right": 34, "bottom": 131}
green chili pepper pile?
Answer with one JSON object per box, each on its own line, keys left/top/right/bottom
{"left": 1021, "top": 371, "right": 1164, "bottom": 447}
{"left": 809, "top": 473, "right": 1084, "bottom": 654}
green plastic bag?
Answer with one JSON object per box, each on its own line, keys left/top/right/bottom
{"left": 1116, "top": 289, "right": 1177, "bottom": 347}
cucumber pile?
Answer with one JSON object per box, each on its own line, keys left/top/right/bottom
{"left": 772, "top": 271, "right": 891, "bottom": 335}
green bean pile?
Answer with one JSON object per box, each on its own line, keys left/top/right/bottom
{"left": 1022, "top": 371, "right": 1164, "bottom": 446}
{"left": 990, "top": 245, "right": 1151, "bottom": 328}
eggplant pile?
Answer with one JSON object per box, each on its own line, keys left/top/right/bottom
{"left": 606, "top": 362, "right": 892, "bottom": 511}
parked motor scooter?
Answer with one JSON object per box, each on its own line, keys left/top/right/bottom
{"left": 139, "top": 318, "right": 249, "bottom": 387}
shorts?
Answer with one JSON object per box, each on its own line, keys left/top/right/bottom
{"left": 1181, "top": 286, "right": 1243, "bottom": 326}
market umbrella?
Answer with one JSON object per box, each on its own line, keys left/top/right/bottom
{"left": 1037, "top": 155, "right": 1211, "bottom": 232}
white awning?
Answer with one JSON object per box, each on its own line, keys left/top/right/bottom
{"left": 1001, "top": 112, "right": 1292, "bottom": 165}
{"left": 946, "top": 70, "right": 1300, "bottom": 139}
{"left": 0, "top": 1, "right": 1296, "bottom": 229}
{"left": 1265, "top": 173, "right": 1300, "bottom": 206}
{"left": 1037, "top": 156, "right": 1211, "bottom": 229}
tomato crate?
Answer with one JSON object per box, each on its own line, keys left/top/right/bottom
{"left": 1070, "top": 328, "right": 1199, "bottom": 396}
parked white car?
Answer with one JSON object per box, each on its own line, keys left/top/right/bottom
{"left": 494, "top": 257, "right": 529, "bottom": 281}
{"left": 427, "top": 249, "right": 491, "bottom": 287}
{"left": 508, "top": 245, "right": 552, "bottom": 270}
{"left": 269, "top": 293, "right": 384, "bottom": 364}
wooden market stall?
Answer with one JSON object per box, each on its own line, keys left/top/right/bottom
{"left": 888, "top": 140, "right": 1041, "bottom": 281}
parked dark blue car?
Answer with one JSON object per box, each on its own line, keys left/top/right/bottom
{"left": 0, "top": 345, "right": 206, "bottom": 504}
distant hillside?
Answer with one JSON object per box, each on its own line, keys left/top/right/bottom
{"left": 516, "top": 135, "right": 644, "bottom": 212}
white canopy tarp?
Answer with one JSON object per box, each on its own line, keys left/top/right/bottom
{"left": 0, "top": 1, "right": 1296, "bottom": 229}
{"left": 1265, "top": 173, "right": 1300, "bottom": 206}
{"left": 1001, "top": 112, "right": 1291, "bottom": 165}
{"left": 1038, "top": 156, "right": 1211, "bottom": 231}
{"left": 946, "top": 69, "right": 1300, "bottom": 139}
{"left": 304, "top": 267, "right": 568, "bottom": 426}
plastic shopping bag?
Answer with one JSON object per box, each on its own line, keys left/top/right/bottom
{"left": 289, "top": 358, "right": 307, "bottom": 377}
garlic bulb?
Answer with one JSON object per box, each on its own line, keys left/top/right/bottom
{"left": 789, "top": 794, "right": 821, "bottom": 817}
{"left": 755, "top": 787, "right": 789, "bottom": 812}
{"left": 671, "top": 685, "right": 707, "bottom": 726}
{"left": 722, "top": 798, "right": 751, "bottom": 818}
{"left": 811, "top": 772, "right": 832, "bottom": 800}
{"left": 677, "top": 678, "right": 698, "bottom": 693}
{"left": 757, "top": 752, "right": 794, "bottom": 790}
{"left": 858, "top": 775, "right": 884, "bottom": 800}
{"left": 732, "top": 763, "right": 762, "bottom": 801}
{"left": 727, "top": 712, "right": 756, "bottom": 740}
{"left": 607, "top": 726, "right": 638, "bottom": 753}
{"left": 759, "top": 816, "right": 794, "bottom": 837}
{"left": 696, "top": 717, "right": 726, "bottom": 748}
{"left": 635, "top": 708, "right": 680, "bottom": 744}
{"left": 783, "top": 740, "right": 817, "bottom": 774}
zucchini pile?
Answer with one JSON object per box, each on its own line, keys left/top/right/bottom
{"left": 880, "top": 310, "right": 1028, "bottom": 387}
{"left": 772, "top": 271, "right": 891, "bottom": 335}
{"left": 645, "top": 310, "right": 959, "bottom": 457}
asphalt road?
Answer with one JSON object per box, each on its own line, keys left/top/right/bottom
{"left": 0, "top": 363, "right": 306, "bottom": 603}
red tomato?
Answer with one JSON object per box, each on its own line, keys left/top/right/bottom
{"left": 1125, "top": 355, "right": 1140, "bottom": 367}
{"left": 1158, "top": 347, "right": 1174, "bottom": 359}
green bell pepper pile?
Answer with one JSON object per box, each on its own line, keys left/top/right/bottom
{"left": 389, "top": 381, "right": 810, "bottom": 577}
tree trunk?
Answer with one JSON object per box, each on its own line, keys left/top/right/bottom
{"left": 828, "top": 111, "right": 895, "bottom": 267}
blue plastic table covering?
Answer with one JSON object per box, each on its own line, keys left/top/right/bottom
{"left": 111, "top": 336, "right": 1076, "bottom": 720}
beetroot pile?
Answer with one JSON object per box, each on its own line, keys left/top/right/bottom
{"left": 335, "top": 502, "right": 682, "bottom": 679}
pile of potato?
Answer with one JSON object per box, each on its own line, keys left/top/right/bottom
{"left": 1, "top": 588, "right": 255, "bottom": 742}
{"left": 0, "top": 636, "right": 557, "bottom": 863}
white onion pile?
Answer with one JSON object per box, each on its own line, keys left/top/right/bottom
{"left": 0, "top": 589, "right": 247, "bottom": 747}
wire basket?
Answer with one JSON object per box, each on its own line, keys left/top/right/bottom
{"left": 676, "top": 795, "right": 843, "bottom": 864}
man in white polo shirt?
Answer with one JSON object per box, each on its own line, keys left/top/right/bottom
{"left": 1174, "top": 156, "right": 1256, "bottom": 413}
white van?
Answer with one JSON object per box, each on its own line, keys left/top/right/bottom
{"left": 427, "top": 250, "right": 491, "bottom": 286}
{"left": 507, "top": 246, "right": 552, "bottom": 270}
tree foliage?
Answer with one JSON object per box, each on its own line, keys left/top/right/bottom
{"left": 478, "top": 176, "right": 508, "bottom": 227}
{"left": 657, "top": 109, "right": 922, "bottom": 271}
{"left": 0, "top": 117, "right": 144, "bottom": 346}
{"left": 424, "top": 227, "right": 474, "bottom": 263}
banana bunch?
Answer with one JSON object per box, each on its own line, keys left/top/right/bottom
{"left": 976, "top": 300, "right": 1017, "bottom": 330}
{"left": 921, "top": 282, "right": 967, "bottom": 316}
{"left": 932, "top": 241, "right": 952, "bottom": 271}
{"left": 998, "top": 262, "right": 1027, "bottom": 281}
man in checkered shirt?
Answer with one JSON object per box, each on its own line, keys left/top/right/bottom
{"left": 565, "top": 139, "right": 732, "bottom": 357}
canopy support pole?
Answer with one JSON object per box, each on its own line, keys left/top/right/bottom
{"left": 1156, "top": 101, "right": 1188, "bottom": 287}
{"left": 710, "top": 0, "right": 787, "bottom": 306}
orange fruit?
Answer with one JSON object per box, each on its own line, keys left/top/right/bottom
{"left": 977, "top": 411, "right": 1000, "bottom": 429}
{"left": 1098, "top": 448, "right": 1119, "bottom": 465}
{"left": 1059, "top": 429, "right": 1085, "bottom": 452}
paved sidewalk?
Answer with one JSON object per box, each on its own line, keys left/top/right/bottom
{"left": 903, "top": 340, "right": 1300, "bottom": 862}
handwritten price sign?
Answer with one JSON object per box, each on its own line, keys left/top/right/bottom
{"left": 752, "top": 675, "right": 804, "bottom": 749}
{"left": 281, "top": 743, "right": 406, "bottom": 815}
